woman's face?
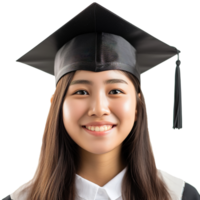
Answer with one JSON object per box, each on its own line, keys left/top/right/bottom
{"left": 62, "top": 70, "right": 138, "bottom": 155}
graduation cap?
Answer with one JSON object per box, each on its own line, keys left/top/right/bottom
{"left": 16, "top": 2, "right": 182, "bottom": 129}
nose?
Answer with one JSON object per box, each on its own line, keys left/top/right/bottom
{"left": 87, "top": 91, "right": 110, "bottom": 117}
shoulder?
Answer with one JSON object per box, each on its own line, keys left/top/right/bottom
{"left": 157, "top": 169, "right": 200, "bottom": 200}
{"left": 157, "top": 169, "right": 185, "bottom": 200}
{"left": 2, "top": 195, "right": 12, "bottom": 200}
{"left": 182, "top": 182, "right": 200, "bottom": 200}
{"left": 2, "top": 179, "right": 33, "bottom": 200}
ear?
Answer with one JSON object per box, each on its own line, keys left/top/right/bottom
{"left": 49, "top": 93, "right": 53, "bottom": 104}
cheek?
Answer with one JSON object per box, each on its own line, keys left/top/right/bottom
{"left": 111, "top": 96, "right": 136, "bottom": 139}
{"left": 62, "top": 99, "right": 86, "bottom": 125}
{"left": 111, "top": 96, "right": 136, "bottom": 121}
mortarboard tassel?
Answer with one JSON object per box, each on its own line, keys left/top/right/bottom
{"left": 173, "top": 49, "right": 182, "bottom": 129}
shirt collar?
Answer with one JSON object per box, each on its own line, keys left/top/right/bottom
{"left": 75, "top": 166, "right": 127, "bottom": 200}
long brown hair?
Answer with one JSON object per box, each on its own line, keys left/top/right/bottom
{"left": 24, "top": 70, "right": 172, "bottom": 200}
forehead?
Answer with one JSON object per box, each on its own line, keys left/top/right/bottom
{"left": 69, "top": 70, "right": 131, "bottom": 87}
{"left": 71, "top": 70, "right": 129, "bottom": 82}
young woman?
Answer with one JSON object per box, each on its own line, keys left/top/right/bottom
{"left": 3, "top": 2, "right": 199, "bottom": 200}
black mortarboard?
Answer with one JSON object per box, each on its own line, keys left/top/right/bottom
{"left": 16, "top": 2, "right": 182, "bottom": 129}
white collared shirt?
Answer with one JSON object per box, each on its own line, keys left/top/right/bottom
{"left": 75, "top": 167, "right": 127, "bottom": 200}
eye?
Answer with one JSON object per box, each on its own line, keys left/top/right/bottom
{"left": 73, "top": 89, "right": 123, "bottom": 95}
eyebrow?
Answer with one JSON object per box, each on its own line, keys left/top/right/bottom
{"left": 70, "top": 79, "right": 128, "bottom": 86}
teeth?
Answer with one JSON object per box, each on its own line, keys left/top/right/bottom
{"left": 85, "top": 125, "right": 113, "bottom": 132}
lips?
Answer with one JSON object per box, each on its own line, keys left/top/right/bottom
{"left": 82, "top": 121, "right": 117, "bottom": 126}
{"left": 82, "top": 125, "right": 117, "bottom": 128}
